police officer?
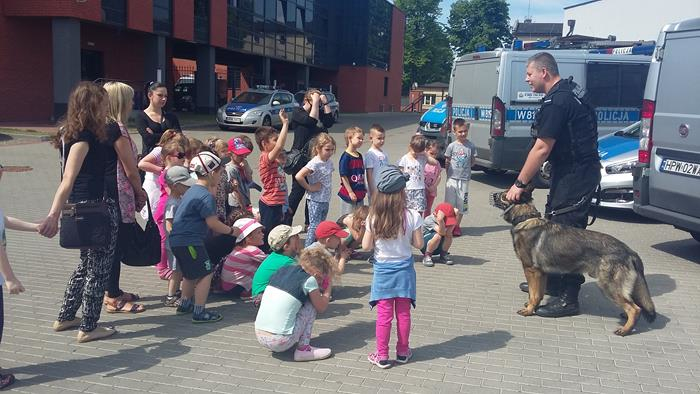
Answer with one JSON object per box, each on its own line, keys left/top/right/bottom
{"left": 506, "top": 52, "right": 601, "bottom": 318}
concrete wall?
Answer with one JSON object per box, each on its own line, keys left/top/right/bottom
{"left": 564, "top": 0, "right": 700, "bottom": 41}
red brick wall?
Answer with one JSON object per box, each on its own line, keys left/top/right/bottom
{"left": 127, "top": 0, "right": 153, "bottom": 33}
{"left": 2, "top": 0, "right": 101, "bottom": 22}
{"left": 172, "top": 0, "right": 194, "bottom": 42}
{"left": 0, "top": 14, "right": 53, "bottom": 122}
{"left": 210, "top": 0, "right": 227, "bottom": 48}
{"left": 81, "top": 24, "right": 146, "bottom": 87}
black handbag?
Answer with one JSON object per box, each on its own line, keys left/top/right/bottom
{"left": 119, "top": 198, "right": 161, "bottom": 267}
{"left": 58, "top": 137, "right": 111, "bottom": 250}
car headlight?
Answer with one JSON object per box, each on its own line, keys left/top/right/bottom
{"left": 605, "top": 159, "right": 637, "bottom": 174}
{"left": 250, "top": 110, "right": 263, "bottom": 116}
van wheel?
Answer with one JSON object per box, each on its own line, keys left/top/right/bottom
{"left": 483, "top": 168, "right": 507, "bottom": 176}
{"left": 532, "top": 172, "right": 551, "bottom": 189}
{"left": 691, "top": 231, "right": 700, "bottom": 243}
{"left": 262, "top": 116, "right": 271, "bottom": 127}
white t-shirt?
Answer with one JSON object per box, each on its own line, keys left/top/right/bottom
{"left": 364, "top": 147, "right": 389, "bottom": 190}
{"left": 304, "top": 156, "right": 334, "bottom": 202}
{"left": 140, "top": 146, "right": 163, "bottom": 220}
{"left": 366, "top": 209, "right": 423, "bottom": 261}
{"left": 397, "top": 154, "right": 427, "bottom": 190}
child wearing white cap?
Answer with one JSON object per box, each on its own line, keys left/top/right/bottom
{"left": 220, "top": 218, "right": 267, "bottom": 298}
{"left": 169, "top": 151, "right": 240, "bottom": 323}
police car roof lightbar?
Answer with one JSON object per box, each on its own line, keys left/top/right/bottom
{"left": 588, "top": 44, "right": 655, "bottom": 56}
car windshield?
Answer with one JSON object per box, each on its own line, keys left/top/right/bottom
{"left": 232, "top": 92, "right": 271, "bottom": 105}
{"left": 614, "top": 121, "right": 641, "bottom": 138}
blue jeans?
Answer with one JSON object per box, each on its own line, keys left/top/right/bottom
{"left": 305, "top": 200, "right": 329, "bottom": 247}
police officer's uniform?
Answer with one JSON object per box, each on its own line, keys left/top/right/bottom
{"left": 530, "top": 77, "right": 601, "bottom": 316}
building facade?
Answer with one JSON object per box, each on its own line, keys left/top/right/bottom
{"left": 564, "top": 0, "right": 700, "bottom": 42}
{"left": 0, "top": 0, "right": 405, "bottom": 122}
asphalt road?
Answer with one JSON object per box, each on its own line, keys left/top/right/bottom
{"left": 0, "top": 112, "right": 699, "bottom": 393}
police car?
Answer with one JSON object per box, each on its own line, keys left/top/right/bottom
{"left": 596, "top": 121, "right": 640, "bottom": 209}
{"left": 216, "top": 87, "right": 298, "bottom": 131}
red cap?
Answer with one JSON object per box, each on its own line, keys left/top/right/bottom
{"left": 315, "top": 221, "right": 349, "bottom": 240}
{"left": 228, "top": 137, "right": 252, "bottom": 156}
{"left": 435, "top": 202, "right": 457, "bottom": 227}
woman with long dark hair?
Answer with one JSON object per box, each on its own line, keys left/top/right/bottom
{"left": 135, "top": 82, "right": 181, "bottom": 155}
{"left": 38, "top": 82, "right": 120, "bottom": 343}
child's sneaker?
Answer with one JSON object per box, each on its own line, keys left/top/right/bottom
{"left": 192, "top": 310, "right": 223, "bottom": 323}
{"left": 368, "top": 352, "right": 392, "bottom": 369}
{"left": 176, "top": 303, "right": 194, "bottom": 315}
{"left": 163, "top": 295, "right": 180, "bottom": 307}
{"left": 239, "top": 289, "right": 253, "bottom": 300}
{"left": 293, "top": 345, "right": 332, "bottom": 361}
{"left": 396, "top": 349, "right": 413, "bottom": 364}
{"left": 439, "top": 253, "right": 454, "bottom": 265}
{"left": 422, "top": 255, "right": 434, "bottom": 267}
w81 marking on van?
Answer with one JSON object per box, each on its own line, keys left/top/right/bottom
{"left": 505, "top": 108, "right": 641, "bottom": 123}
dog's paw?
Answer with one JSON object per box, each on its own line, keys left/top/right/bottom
{"left": 614, "top": 327, "right": 631, "bottom": 336}
{"left": 517, "top": 307, "right": 535, "bottom": 316}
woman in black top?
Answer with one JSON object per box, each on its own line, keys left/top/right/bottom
{"left": 134, "top": 82, "right": 181, "bottom": 155}
{"left": 39, "top": 82, "right": 120, "bottom": 343}
{"left": 287, "top": 89, "right": 334, "bottom": 225}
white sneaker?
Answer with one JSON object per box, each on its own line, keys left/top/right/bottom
{"left": 422, "top": 255, "right": 434, "bottom": 267}
{"left": 294, "top": 346, "right": 332, "bottom": 361}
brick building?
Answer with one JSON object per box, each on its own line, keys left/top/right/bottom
{"left": 0, "top": 0, "right": 405, "bottom": 122}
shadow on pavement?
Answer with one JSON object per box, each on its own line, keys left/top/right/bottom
{"left": 317, "top": 302, "right": 364, "bottom": 320}
{"left": 651, "top": 238, "right": 700, "bottom": 264}
{"left": 644, "top": 273, "right": 677, "bottom": 297}
{"left": 461, "top": 225, "right": 511, "bottom": 236}
{"left": 410, "top": 330, "right": 513, "bottom": 362}
{"left": 11, "top": 338, "right": 189, "bottom": 388}
{"left": 451, "top": 255, "right": 489, "bottom": 266}
{"left": 332, "top": 285, "right": 371, "bottom": 300}
{"left": 594, "top": 207, "right": 659, "bottom": 224}
{"left": 310, "top": 320, "right": 376, "bottom": 354}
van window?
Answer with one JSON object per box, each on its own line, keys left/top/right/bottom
{"left": 453, "top": 59, "right": 499, "bottom": 105}
{"left": 586, "top": 63, "right": 649, "bottom": 107}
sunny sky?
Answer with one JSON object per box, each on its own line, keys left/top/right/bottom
{"left": 437, "top": 0, "right": 583, "bottom": 25}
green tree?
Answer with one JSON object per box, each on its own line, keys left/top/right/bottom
{"left": 448, "top": 0, "right": 512, "bottom": 56}
{"left": 395, "top": 0, "right": 454, "bottom": 93}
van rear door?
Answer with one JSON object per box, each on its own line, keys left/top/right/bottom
{"left": 649, "top": 29, "right": 700, "bottom": 218}
{"left": 450, "top": 55, "right": 500, "bottom": 163}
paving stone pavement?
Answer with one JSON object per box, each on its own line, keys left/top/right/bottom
{"left": 1, "top": 113, "right": 699, "bottom": 393}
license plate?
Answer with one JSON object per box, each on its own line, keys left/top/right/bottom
{"left": 225, "top": 116, "right": 241, "bottom": 123}
{"left": 660, "top": 158, "right": 700, "bottom": 178}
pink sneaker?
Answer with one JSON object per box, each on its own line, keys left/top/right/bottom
{"left": 293, "top": 345, "right": 332, "bottom": 361}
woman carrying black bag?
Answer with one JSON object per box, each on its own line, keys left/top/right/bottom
{"left": 287, "top": 89, "right": 334, "bottom": 226}
{"left": 39, "top": 82, "right": 120, "bottom": 343}
{"left": 102, "top": 82, "right": 148, "bottom": 314}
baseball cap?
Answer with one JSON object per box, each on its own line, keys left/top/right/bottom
{"left": 315, "top": 221, "right": 349, "bottom": 240}
{"left": 376, "top": 165, "right": 410, "bottom": 193}
{"left": 233, "top": 218, "right": 264, "bottom": 243}
{"left": 268, "top": 224, "right": 303, "bottom": 251}
{"left": 228, "top": 137, "right": 252, "bottom": 156}
{"left": 189, "top": 151, "right": 230, "bottom": 176}
{"left": 435, "top": 202, "right": 457, "bottom": 227}
{"left": 164, "top": 165, "right": 196, "bottom": 187}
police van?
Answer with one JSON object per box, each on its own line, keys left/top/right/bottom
{"left": 447, "top": 47, "right": 651, "bottom": 179}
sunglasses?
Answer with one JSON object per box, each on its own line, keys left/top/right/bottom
{"left": 173, "top": 152, "right": 186, "bottom": 159}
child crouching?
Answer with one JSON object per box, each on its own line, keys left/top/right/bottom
{"left": 255, "top": 247, "right": 336, "bottom": 361}
{"left": 221, "top": 218, "right": 267, "bottom": 299}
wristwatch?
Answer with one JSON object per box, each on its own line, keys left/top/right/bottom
{"left": 514, "top": 179, "right": 529, "bottom": 188}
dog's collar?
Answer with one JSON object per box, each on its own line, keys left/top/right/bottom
{"left": 511, "top": 212, "right": 542, "bottom": 227}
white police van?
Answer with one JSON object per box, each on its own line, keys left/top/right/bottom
{"left": 447, "top": 47, "right": 651, "bottom": 179}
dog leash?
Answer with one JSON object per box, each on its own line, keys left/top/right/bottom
{"left": 545, "top": 185, "right": 601, "bottom": 226}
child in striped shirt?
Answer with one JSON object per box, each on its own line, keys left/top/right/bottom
{"left": 221, "top": 218, "right": 267, "bottom": 299}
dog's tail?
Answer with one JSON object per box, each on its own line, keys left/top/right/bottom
{"left": 631, "top": 254, "right": 656, "bottom": 322}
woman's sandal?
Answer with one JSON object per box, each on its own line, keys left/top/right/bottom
{"left": 0, "top": 373, "right": 16, "bottom": 389}
{"left": 105, "top": 298, "right": 145, "bottom": 314}
{"left": 103, "top": 291, "right": 140, "bottom": 305}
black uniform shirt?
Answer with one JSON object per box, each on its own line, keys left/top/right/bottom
{"left": 534, "top": 79, "right": 580, "bottom": 165}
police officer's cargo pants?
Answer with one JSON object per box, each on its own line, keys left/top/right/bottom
{"left": 545, "top": 162, "right": 601, "bottom": 301}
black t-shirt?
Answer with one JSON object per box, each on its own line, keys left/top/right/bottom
{"left": 103, "top": 121, "right": 123, "bottom": 201}
{"left": 534, "top": 79, "right": 577, "bottom": 165}
{"left": 63, "top": 129, "right": 119, "bottom": 203}
{"left": 290, "top": 107, "right": 334, "bottom": 151}
{"left": 134, "top": 110, "right": 181, "bottom": 154}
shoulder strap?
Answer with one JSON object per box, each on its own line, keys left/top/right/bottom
{"left": 61, "top": 136, "right": 65, "bottom": 181}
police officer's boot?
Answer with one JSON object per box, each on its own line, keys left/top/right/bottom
{"left": 535, "top": 277, "right": 582, "bottom": 318}
{"left": 518, "top": 274, "right": 563, "bottom": 297}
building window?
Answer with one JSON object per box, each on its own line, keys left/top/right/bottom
{"left": 383, "top": 77, "right": 389, "bottom": 97}
{"left": 194, "top": 0, "right": 210, "bottom": 44}
{"left": 153, "top": 0, "right": 172, "bottom": 35}
{"left": 423, "top": 94, "right": 437, "bottom": 106}
{"left": 586, "top": 63, "right": 649, "bottom": 107}
{"left": 367, "top": 0, "right": 392, "bottom": 70}
{"left": 102, "top": 0, "right": 126, "bottom": 26}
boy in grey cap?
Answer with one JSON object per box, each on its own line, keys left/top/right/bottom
{"left": 250, "top": 224, "right": 303, "bottom": 307}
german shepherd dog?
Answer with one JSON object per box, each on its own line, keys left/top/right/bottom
{"left": 489, "top": 191, "right": 656, "bottom": 336}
